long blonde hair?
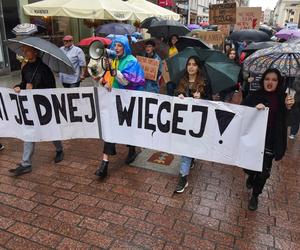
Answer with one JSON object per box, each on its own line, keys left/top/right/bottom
{"left": 176, "top": 56, "right": 205, "bottom": 97}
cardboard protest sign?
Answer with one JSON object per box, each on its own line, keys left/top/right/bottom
{"left": 136, "top": 56, "right": 160, "bottom": 81}
{"left": 162, "top": 60, "right": 170, "bottom": 83}
{"left": 209, "top": 3, "right": 236, "bottom": 25}
{"left": 235, "top": 7, "right": 262, "bottom": 30}
{"left": 218, "top": 24, "right": 231, "bottom": 37}
{"left": 192, "top": 31, "right": 224, "bottom": 46}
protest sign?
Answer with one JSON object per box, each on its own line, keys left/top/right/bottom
{"left": 192, "top": 31, "right": 224, "bottom": 46}
{"left": 209, "top": 3, "right": 236, "bottom": 25}
{"left": 235, "top": 7, "right": 262, "bottom": 30}
{"left": 98, "top": 88, "right": 268, "bottom": 171}
{"left": 161, "top": 60, "right": 170, "bottom": 83}
{"left": 0, "top": 87, "right": 100, "bottom": 142}
{"left": 218, "top": 24, "right": 231, "bottom": 38}
{"left": 0, "top": 86, "right": 268, "bottom": 171}
{"left": 136, "top": 56, "right": 160, "bottom": 81}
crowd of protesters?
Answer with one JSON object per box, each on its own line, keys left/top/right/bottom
{"left": 2, "top": 30, "right": 297, "bottom": 212}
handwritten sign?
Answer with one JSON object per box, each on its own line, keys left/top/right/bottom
{"left": 162, "top": 60, "right": 170, "bottom": 83}
{"left": 192, "top": 31, "right": 224, "bottom": 46}
{"left": 209, "top": 3, "right": 236, "bottom": 25}
{"left": 136, "top": 56, "right": 160, "bottom": 81}
{"left": 218, "top": 24, "right": 231, "bottom": 37}
{"left": 235, "top": 7, "right": 262, "bottom": 30}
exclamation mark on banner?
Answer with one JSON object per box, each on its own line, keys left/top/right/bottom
{"left": 215, "top": 109, "right": 235, "bottom": 144}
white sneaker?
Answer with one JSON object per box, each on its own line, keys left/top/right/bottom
{"left": 289, "top": 135, "right": 295, "bottom": 140}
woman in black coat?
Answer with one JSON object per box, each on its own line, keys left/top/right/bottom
{"left": 242, "top": 68, "right": 295, "bottom": 211}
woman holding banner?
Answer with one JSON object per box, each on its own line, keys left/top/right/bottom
{"left": 174, "top": 56, "right": 212, "bottom": 193}
{"left": 95, "top": 35, "right": 145, "bottom": 179}
{"left": 242, "top": 68, "right": 294, "bottom": 211}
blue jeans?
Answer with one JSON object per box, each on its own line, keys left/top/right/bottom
{"left": 179, "top": 156, "right": 192, "bottom": 176}
{"left": 166, "top": 81, "right": 177, "bottom": 96}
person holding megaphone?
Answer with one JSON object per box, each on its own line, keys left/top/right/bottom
{"left": 91, "top": 35, "right": 145, "bottom": 178}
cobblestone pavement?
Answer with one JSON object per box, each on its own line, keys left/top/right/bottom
{"left": 1, "top": 74, "right": 300, "bottom": 249}
{"left": 0, "top": 136, "right": 299, "bottom": 249}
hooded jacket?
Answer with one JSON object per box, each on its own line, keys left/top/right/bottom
{"left": 110, "top": 36, "right": 145, "bottom": 90}
{"left": 242, "top": 79, "right": 287, "bottom": 161}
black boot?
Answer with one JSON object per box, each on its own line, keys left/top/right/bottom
{"left": 246, "top": 174, "right": 255, "bottom": 189}
{"left": 95, "top": 160, "right": 108, "bottom": 178}
{"left": 248, "top": 195, "right": 258, "bottom": 211}
{"left": 125, "top": 147, "right": 137, "bottom": 164}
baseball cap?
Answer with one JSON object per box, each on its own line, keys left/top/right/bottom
{"left": 63, "top": 35, "right": 73, "bottom": 41}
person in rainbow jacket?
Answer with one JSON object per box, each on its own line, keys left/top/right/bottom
{"left": 95, "top": 35, "right": 145, "bottom": 178}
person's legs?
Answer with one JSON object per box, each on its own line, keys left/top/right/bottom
{"left": 9, "top": 142, "right": 35, "bottom": 176}
{"left": 289, "top": 102, "right": 300, "bottom": 139}
{"left": 248, "top": 150, "right": 274, "bottom": 211}
{"left": 175, "top": 156, "right": 192, "bottom": 193}
{"left": 53, "top": 141, "right": 64, "bottom": 163}
{"left": 125, "top": 145, "right": 137, "bottom": 164}
{"left": 62, "top": 83, "right": 71, "bottom": 88}
{"left": 95, "top": 142, "right": 116, "bottom": 178}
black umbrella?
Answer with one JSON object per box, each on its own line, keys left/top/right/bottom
{"left": 176, "top": 36, "right": 211, "bottom": 52}
{"left": 228, "top": 29, "right": 270, "bottom": 42}
{"left": 259, "top": 25, "right": 274, "bottom": 37}
{"left": 6, "top": 36, "right": 74, "bottom": 74}
{"left": 148, "top": 20, "right": 190, "bottom": 38}
{"left": 242, "top": 41, "right": 279, "bottom": 52}
{"left": 140, "top": 16, "right": 164, "bottom": 29}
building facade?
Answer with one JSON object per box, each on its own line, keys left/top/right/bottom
{"left": 273, "top": 0, "right": 300, "bottom": 28}
{"left": 263, "top": 8, "right": 272, "bottom": 25}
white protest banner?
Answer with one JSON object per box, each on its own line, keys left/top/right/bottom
{"left": 0, "top": 86, "right": 268, "bottom": 171}
{"left": 235, "top": 7, "right": 262, "bottom": 30}
{"left": 98, "top": 88, "right": 268, "bottom": 171}
{"left": 136, "top": 56, "right": 160, "bottom": 81}
{"left": 0, "top": 87, "right": 100, "bottom": 141}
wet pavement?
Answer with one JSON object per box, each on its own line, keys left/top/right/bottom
{"left": 0, "top": 72, "right": 300, "bottom": 249}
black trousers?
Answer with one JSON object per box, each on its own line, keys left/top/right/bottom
{"left": 244, "top": 149, "right": 274, "bottom": 196}
{"left": 103, "top": 142, "right": 135, "bottom": 156}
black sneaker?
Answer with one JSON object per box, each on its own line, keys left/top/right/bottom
{"left": 174, "top": 175, "right": 188, "bottom": 193}
{"left": 54, "top": 151, "right": 64, "bottom": 163}
{"left": 248, "top": 195, "right": 258, "bottom": 211}
{"left": 95, "top": 160, "right": 108, "bottom": 178}
{"left": 0, "top": 144, "right": 4, "bottom": 151}
{"left": 9, "top": 164, "right": 32, "bottom": 176}
{"left": 246, "top": 175, "right": 255, "bottom": 189}
{"left": 125, "top": 147, "right": 138, "bottom": 164}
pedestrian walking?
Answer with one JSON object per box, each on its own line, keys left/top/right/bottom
{"left": 95, "top": 35, "right": 145, "bottom": 179}
{"left": 174, "top": 56, "right": 211, "bottom": 193}
{"left": 289, "top": 76, "right": 300, "bottom": 139}
{"left": 242, "top": 68, "right": 294, "bottom": 211}
{"left": 59, "top": 35, "right": 86, "bottom": 88}
{"left": 9, "top": 45, "right": 64, "bottom": 177}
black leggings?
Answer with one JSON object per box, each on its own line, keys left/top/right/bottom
{"left": 103, "top": 142, "right": 135, "bottom": 156}
{"left": 244, "top": 149, "right": 274, "bottom": 196}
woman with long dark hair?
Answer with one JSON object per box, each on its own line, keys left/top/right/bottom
{"left": 174, "top": 56, "right": 211, "bottom": 193}
{"left": 242, "top": 68, "right": 294, "bottom": 210}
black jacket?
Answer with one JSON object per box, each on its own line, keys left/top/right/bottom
{"left": 242, "top": 89, "right": 287, "bottom": 161}
{"left": 16, "top": 57, "right": 56, "bottom": 90}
